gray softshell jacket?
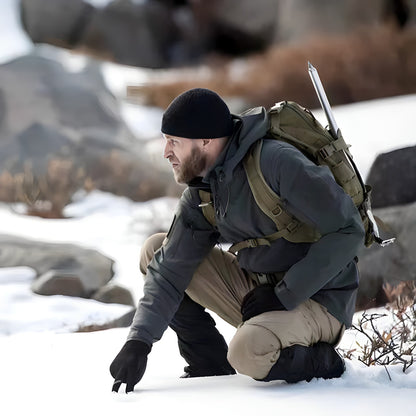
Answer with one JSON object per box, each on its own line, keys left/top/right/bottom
{"left": 128, "top": 107, "right": 365, "bottom": 346}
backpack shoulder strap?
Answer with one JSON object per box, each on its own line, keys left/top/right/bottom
{"left": 242, "top": 140, "right": 300, "bottom": 235}
{"left": 198, "top": 189, "right": 216, "bottom": 227}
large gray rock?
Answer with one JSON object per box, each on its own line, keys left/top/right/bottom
{"left": 0, "top": 234, "right": 136, "bottom": 305}
{"left": 0, "top": 47, "right": 180, "bottom": 212}
{"left": 20, "top": 0, "right": 176, "bottom": 68}
{"left": 18, "top": 0, "right": 415, "bottom": 68}
{"left": 203, "top": 0, "right": 279, "bottom": 55}
{"left": 82, "top": 0, "right": 175, "bottom": 68}
{"left": 0, "top": 234, "right": 115, "bottom": 296}
{"left": 92, "top": 284, "right": 135, "bottom": 306}
{"left": 77, "top": 307, "right": 136, "bottom": 331}
{"left": 214, "top": 0, "right": 278, "bottom": 39}
{"left": 409, "top": 0, "right": 416, "bottom": 26}
{"left": 0, "top": 51, "right": 131, "bottom": 147}
{"left": 20, "top": 0, "right": 94, "bottom": 47}
{"left": 31, "top": 270, "right": 86, "bottom": 297}
{"left": 366, "top": 146, "right": 416, "bottom": 209}
{"left": 19, "top": 0, "right": 276, "bottom": 66}
{"left": 356, "top": 202, "right": 416, "bottom": 310}
{"left": 274, "top": 0, "right": 387, "bottom": 44}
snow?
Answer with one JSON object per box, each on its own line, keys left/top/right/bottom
{"left": 1, "top": 325, "right": 415, "bottom": 416}
{"left": 1, "top": 1, "right": 416, "bottom": 414}
{"left": 0, "top": 0, "right": 32, "bottom": 63}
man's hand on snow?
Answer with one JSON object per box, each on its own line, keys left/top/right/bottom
{"left": 110, "top": 339, "right": 152, "bottom": 393}
{"left": 241, "top": 284, "right": 286, "bottom": 321}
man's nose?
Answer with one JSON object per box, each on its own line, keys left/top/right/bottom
{"left": 163, "top": 143, "right": 172, "bottom": 159}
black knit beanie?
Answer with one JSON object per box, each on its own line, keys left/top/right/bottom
{"left": 161, "top": 88, "right": 233, "bottom": 139}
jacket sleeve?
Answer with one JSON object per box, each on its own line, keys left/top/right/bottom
{"left": 127, "top": 188, "right": 219, "bottom": 346}
{"left": 261, "top": 143, "right": 365, "bottom": 310}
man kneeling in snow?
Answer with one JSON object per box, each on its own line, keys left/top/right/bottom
{"left": 110, "top": 88, "right": 364, "bottom": 393}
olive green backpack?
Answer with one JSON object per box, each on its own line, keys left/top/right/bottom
{"left": 199, "top": 101, "right": 389, "bottom": 253}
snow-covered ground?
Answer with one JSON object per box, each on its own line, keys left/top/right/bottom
{"left": 1, "top": 324, "right": 415, "bottom": 416}
{"left": 0, "top": 192, "right": 178, "bottom": 336}
{"left": 1, "top": 1, "right": 416, "bottom": 415}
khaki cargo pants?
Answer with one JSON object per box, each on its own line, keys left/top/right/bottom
{"left": 141, "top": 233, "right": 343, "bottom": 380}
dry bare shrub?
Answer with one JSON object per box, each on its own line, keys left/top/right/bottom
{"left": 0, "top": 171, "right": 18, "bottom": 202}
{"left": 0, "top": 149, "right": 179, "bottom": 218}
{"left": 85, "top": 150, "right": 134, "bottom": 196}
{"left": 384, "top": 281, "right": 416, "bottom": 311}
{"left": 84, "top": 149, "right": 175, "bottom": 202}
{"left": 0, "top": 159, "right": 86, "bottom": 218}
{"left": 351, "top": 305, "right": 415, "bottom": 375}
{"left": 129, "top": 25, "right": 416, "bottom": 110}
{"left": 28, "top": 159, "right": 85, "bottom": 218}
{"left": 339, "top": 284, "right": 416, "bottom": 377}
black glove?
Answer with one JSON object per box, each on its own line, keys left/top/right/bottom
{"left": 110, "top": 339, "right": 152, "bottom": 393}
{"left": 241, "top": 284, "right": 286, "bottom": 322}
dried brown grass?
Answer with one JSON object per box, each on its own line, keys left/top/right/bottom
{"left": 84, "top": 149, "right": 175, "bottom": 201}
{"left": 129, "top": 25, "right": 416, "bottom": 110}
{"left": 384, "top": 281, "right": 416, "bottom": 309}
{"left": 0, "top": 150, "right": 179, "bottom": 218}
{"left": 0, "top": 159, "right": 84, "bottom": 218}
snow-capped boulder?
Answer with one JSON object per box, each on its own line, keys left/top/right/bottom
{"left": 356, "top": 201, "right": 416, "bottom": 309}
{"left": 20, "top": 0, "right": 175, "bottom": 68}
{"left": 0, "top": 47, "right": 180, "bottom": 215}
{"left": 273, "top": 0, "right": 387, "bottom": 43}
{"left": 366, "top": 145, "right": 416, "bottom": 208}
{"left": 92, "top": 284, "right": 135, "bottom": 306}
{"left": 20, "top": 0, "right": 94, "bottom": 48}
{"left": 0, "top": 234, "right": 115, "bottom": 297}
{"left": 19, "top": 0, "right": 409, "bottom": 69}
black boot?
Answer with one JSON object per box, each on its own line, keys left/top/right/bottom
{"left": 262, "top": 342, "right": 345, "bottom": 383}
{"left": 170, "top": 294, "right": 236, "bottom": 378}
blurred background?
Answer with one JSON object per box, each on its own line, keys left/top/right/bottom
{"left": 1, "top": 0, "right": 415, "bottom": 215}
{"left": 0, "top": 0, "right": 415, "bottom": 330}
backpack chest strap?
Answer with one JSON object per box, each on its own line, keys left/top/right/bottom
{"left": 228, "top": 227, "right": 296, "bottom": 254}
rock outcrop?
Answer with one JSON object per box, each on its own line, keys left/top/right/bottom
{"left": 0, "top": 47, "right": 181, "bottom": 217}
{"left": 366, "top": 146, "right": 416, "bottom": 208}
{"left": 356, "top": 201, "right": 416, "bottom": 310}
{"left": 0, "top": 233, "right": 134, "bottom": 305}
{"left": 19, "top": 0, "right": 412, "bottom": 68}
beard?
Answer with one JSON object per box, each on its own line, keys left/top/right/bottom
{"left": 173, "top": 145, "right": 207, "bottom": 184}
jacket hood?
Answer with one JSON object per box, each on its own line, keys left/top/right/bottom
{"left": 204, "top": 106, "right": 269, "bottom": 183}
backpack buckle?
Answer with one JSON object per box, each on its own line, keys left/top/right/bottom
{"left": 271, "top": 205, "right": 282, "bottom": 216}
{"left": 318, "top": 146, "right": 331, "bottom": 159}
{"left": 376, "top": 237, "right": 396, "bottom": 247}
{"left": 287, "top": 221, "right": 299, "bottom": 233}
{"left": 247, "top": 239, "right": 259, "bottom": 248}
{"left": 256, "top": 273, "right": 269, "bottom": 285}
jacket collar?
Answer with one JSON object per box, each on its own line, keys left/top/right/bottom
{"left": 203, "top": 107, "right": 269, "bottom": 184}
